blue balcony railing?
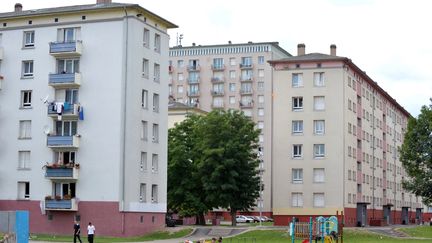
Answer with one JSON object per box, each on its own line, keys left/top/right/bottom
{"left": 47, "top": 103, "right": 78, "bottom": 116}
{"left": 49, "top": 41, "right": 82, "bottom": 56}
{"left": 46, "top": 167, "right": 73, "bottom": 177}
{"left": 47, "top": 135, "right": 80, "bottom": 148}
{"left": 48, "top": 73, "right": 81, "bottom": 87}
{"left": 45, "top": 198, "right": 77, "bottom": 211}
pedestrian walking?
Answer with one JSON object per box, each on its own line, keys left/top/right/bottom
{"left": 73, "top": 221, "right": 82, "bottom": 243}
{"left": 87, "top": 222, "right": 95, "bottom": 243}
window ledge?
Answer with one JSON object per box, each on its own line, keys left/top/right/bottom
{"left": 18, "top": 137, "right": 32, "bottom": 140}
{"left": 21, "top": 76, "right": 34, "bottom": 80}
{"left": 17, "top": 198, "right": 30, "bottom": 201}
{"left": 292, "top": 132, "right": 303, "bottom": 136}
{"left": 22, "top": 46, "right": 35, "bottom": 50}
{"left": 17, "top": 168, "right": 31, "bottom": 171}
{"left": 292, "top": 157, "right": 303, "bottom": 160}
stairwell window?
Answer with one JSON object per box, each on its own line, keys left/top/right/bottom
{"left": 151, "top": 154, "right": 158, "bottom": 173}
{"left": 140, "top": 152, "right": 147, "bottom": 170}
{"left": 141, "top": 121, "right": 148, "bottom": 141}
{"left": 143, "top": 28, "right": 150, "bottom": 48}
{"left": 18, "top": 151, "right": 31, "bottom": 169}
{"left": 19, "top": 120, "right": 31, "bottom": 139}
{"left": 23, "top": 31, "right": 35, "bottom": 47}
{"left": 141, "top": 90, "right": 148, "bottom": 109}
{"left": 139, "top": 183, "right": 146, "bottom": 202}
{"left": 17, "top": 182, "right": 30, "bottom": 200}
{"left": 142, "top": 59, "right": 149, "bottom": 78}
{"left": 152, "top": 124, "right": 159, "bottom": 143}
{"left": 154, "top": 34, "right": 161, "bottom": 53}
{"left": 151, "top": 184, "right": 158, "bottom": 203}
{"left": 22, "top": 60, "right": 34, "bottom": 78}
{"left": 152, "top": 93, "right": 159, "bottom": 112}
{"left": 154, "top": 63, "right": 160, "bottom": 83}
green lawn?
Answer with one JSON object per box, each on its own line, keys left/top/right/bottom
{"left": 399, "top": 226, "right": 432, "bottom": 238}
{"left": 31, "top": 228, "right": 192, "bottom": 242}
{"left": 227, "top": 229, "right": 432, "bottom": 243}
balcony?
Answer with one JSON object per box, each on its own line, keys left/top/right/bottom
{"left": 169, "top": 65, "right": 174, "bottom": 73}
{"left": 47, "top": 135, "right": 80, "bottom": 149}
{"left": 240, "top": 101, "right": 254, "bottom": 108}
{"left": 48, "top": 103, "right": 80, "bottom": 119}
{"left": 357, "top": 127, "right": 362, "bottom": 139}
{"left": 211, "top": 90, "right": 224, "bottom": 96}
{"left": 48, "top": 73, "right": 81, "bottom": 88}
{"left": 240, "top": 77, "right": 253, "bottom": 82}
{"left": 0, "top": 47, "right": 3, "bottom": 60}
{"left": 357, "top": 171, "right": 362, "bottom": 183}
{"left": 239, "top": 63, "right": 253, "bottom": 69}
{"left": 187, "top": 91, "right": 200, "bottom": 97}
{"left": 187, "top": 65, "right": 200, "bottom": 71}
{"left": 211, "top": 103, "right": 225, "bottom": 109}
{"left": 211, "top": 64, "right": 225, "bottom": 71}
{"left": 45, "top": 165, "right": 79, "bottom": 180}
{"left": 240, "top": 89, "right": 253, "bottom": 95}
{"left": 211, "top": 77, "right": 224, "bottom": 83}
{"left": 188, "top": 78, "right": 200, "bottom": 84}
{"left": 45, "top": 198, "right": 78, "bottom": 211}
{"left": 49, "top": 41, "right": 82, "bottom": 57}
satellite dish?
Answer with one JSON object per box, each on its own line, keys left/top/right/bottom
{"left": 41, "top": 95, "right": 49, "bottom": 105}
{"left": 43, "top": 125, "right": 51, "bottom": 135}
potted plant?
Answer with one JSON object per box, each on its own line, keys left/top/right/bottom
{"left": 63, "top": 194, "right": 72, "bottom": 200}
{"left": 54, "top": 195, "right": 61, "bottom": 200}
{"left": 45, "top": 195, "right": 52, "bottom": 200}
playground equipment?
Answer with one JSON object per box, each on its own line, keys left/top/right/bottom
{"left": 289, "top": 212, "right": 344, "bottom": 243}
{"left": 0, "top": 211, "right": 29, "bottom": 243}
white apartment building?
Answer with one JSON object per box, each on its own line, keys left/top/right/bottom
{"left": 0, "top": 0, "right": 176, "bottom": 236}
{"left": 169, "top": 42, "right": 292, "bottom": 216}
{"left": 269, "top": 44, "right": 428, "bottom": 227}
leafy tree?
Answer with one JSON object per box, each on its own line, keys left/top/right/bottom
{"left": 197, "top": 110, "right": 261, "bottom": 226}
{"left": 399, "top": 101, "right": 432, "bottom": 205}
{"left": 167, "top": 115, "right": 208, "bottom": 225}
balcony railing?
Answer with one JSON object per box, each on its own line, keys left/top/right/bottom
{"left": 239, "top": 63, "right": 253, "bottom": 69}
{"left": 187, "top": 65, "right": 200, "bottom": 71}
{"left": 240, "top": 101, "right": 254, "bottom": 108}
{"left": 47, "top": 135, "right": 80, "bottom": 149}
{"left": 45, "top": 165, "right": 79, "bottom": 180}
{"left": 187, "top": 91, "right": 200, "bottom": 97}
{"left": 211, "top": 77, "right": 224, "bottom": 83}
{"left": 48, "top": 103, "right": 80, "bottom": 119}
{"left": 240, "top": 89, "right": 253, "bottom": 95}
{"left": 48, "top": 73, "right": 81, "bottom": 88}
{"left": 211, "top": 64, "right": 225, "bottom": 71}
{"left": 45, "top": 198, "right": 78, "bottom": 211}
{"left": 240, "top": 77, "right": 253, "bottom": 82}
{"left": 49, "top": 41, "right": 82, "bottom": 57}
{"left": 211, "top": 103, "right": 224, "bottom": 109}
{"left": 188, "top": 78, "right": 200, "bottom": 84}
{"left": 211, "top": 90, "right": 224, "bottom": 96}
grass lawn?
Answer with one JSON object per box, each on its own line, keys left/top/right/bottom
{"left": 31, "top": 228, "right": 192, "bottom": 242}
{"left": 227, "top": 229, "right": 432, "bottom": 243}
{"left": 398, "top": 226, "right": 432, "bottom": 238}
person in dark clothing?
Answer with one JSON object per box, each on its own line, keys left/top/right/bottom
{"left": 73, "top": 221, "right": 82, "bottom": 243}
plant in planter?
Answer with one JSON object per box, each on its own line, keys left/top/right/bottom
{"left": 45, "top": 195, "right": 52, "bottom": 200}
{"left": 54, "top": 195, "right": 62, "bottom": 200}
{"left": 63, "top": 194, "right": 72, "bottom": 200}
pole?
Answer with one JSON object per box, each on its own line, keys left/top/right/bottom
{"left": 309, "top": 217, "right": 313, "bottom": 243}
{"left": 258, "top": 151, "right": 263, "bottom": 227}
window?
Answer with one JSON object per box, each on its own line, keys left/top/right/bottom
{"left": 177, "top": 85, "right": 183, "bottom": 94}
{"left": 292, "top": 97, "right": 303, "bottom": 111}
{"left": 212, "top": 58, "right": 224, "bottom": 69}
{"left": 293, "top": 144, "right": 303, "bottom": 158}
{"left": 229, "top": 83, "right": 236, "bottom": 92}
{"left": 142, "top": 59, "right": 149, "bottom": 78}
{"left": 313, "top": 120, "right": 325, "bottom": 135}
{"left": 152, "top": 123, "right": 159, "bottom": 143}
{"left": 143, "top": 28, "right": 150, "bottom": 47}
{"left": 313, "top": 193, "right": 325, "bottom": 207}
{"left": 314, "top": 96, "right": 325, "bottom": 110}
{"left": 258, "top": 95, "right": 264, "bottom": 104}
{"left": 60, "top": 27, "right": 76, "bottom": 42}
{"left": 313, "top": 168, "right": 325, "bottom": 183}
{"left": 258, "top": 108, "right": 264, "bottom": 117}
{"left": 292, "top": 193, "right": 303, "bottom": 207}
{"left": 151, "top": 184, "right": 158, "bottom": 203}
{"left": 229, "top": 57, "right": 236, "bottom": 66}
{"left": 314, "top": 72, "right": 325, "bottom": 86}
{"left": 57, "top": 59, "right": 79, "bottom": 74}
{"left": 241, "top": 57, "right": 252, "bottom": 67}
{"left": 152, "top": 154, "right": 158, "bottom": 172}
{"left": 258, "top": 56, "right": 265, "bottom": 64}
{"left": 229, "top": 96, "right": 235, "bottom": 104}
{"left": 22, "top": 61, "right": 34, "bottom": 77}
{"left": 23, "top": 31, "right": 35, "bottom": 47}
{"left": 18, "top": 151, "right": 30, "bottom": 169}
{"left": 154, "top": 63, "right": 160, "bottom": 82}
{"left": 229, "top": 70, "right": 236, "bottom": 79}
{"left": 177, "top": 60, "right": 184, "bottom": 68}
{"left": 257, "top": 121, "right": 264, "bottom": 129}
{"left": 189, "top": 84, "right": 199, "bottom": 95}
{"left": 258, "top": 134, "right": 263, "bottom": 142}
{"left": 19, "top": 120, "right": 31, "bottom": 139}
{"left": 154, "top": 33, "right": 161, "bottom": 52}
{"left": 65, "top": 89, "right": 79, "bottom": 104}
{"left": 152, "top": 93, "right": 159, "bottom": 112}
{"left": 18, "top": 182, "right": 30, "bottom": 199}
{"left": 212, "top": 97, "right": 224, "bottom": 107}
{"left": 141, "top": 121, "right": 148, "bottom": 141}
{"left": 292, "top": 120, "right": 303, "bottom": 134}
{"left": 257, "top": 82, "right": 264, "bottom": 91}
{"left": 55, "top": 121, "right": 77, "bottom": 136}
{"left": 292, "top": 169, "right": 303, "bottom": 184}
{"left": 292, "top": 73, "right": 303, "bottom": 87}
{"left": 258, "top": 69, "right": 264, "bottom": 78}
{"left": 139, "top": 183, "right": 146, "bottom": 202}
{"left": 141, "top": 90, "right": 148, "bottom": 108}
{"left": 314, "top": 144, "right": 325, "bottom": 158}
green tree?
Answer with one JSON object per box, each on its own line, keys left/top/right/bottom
{"left": 399, "top": 102, "right": 432, "bottom": 205}
{"left": 197, "top": 110, "right": 261, "bottom": 226}
{"left": 167, "top": 115, "right": 208, "bottom": 225}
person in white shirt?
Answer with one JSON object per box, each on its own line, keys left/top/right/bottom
{"left": 87, "top": 222, "right": 95, "bottom": 243}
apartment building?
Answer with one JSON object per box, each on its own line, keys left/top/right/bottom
{"left": 169, "top": 42, "right": 292, "bottom": 215}
{"left": 0, "top": 0, "right": 176, "bottom": 236}
{"left": 269, "top": 44, "right": 429, "bottom": 227}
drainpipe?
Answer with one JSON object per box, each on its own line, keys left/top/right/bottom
{"left": 120, "top": 6, "right": 129, "bottom": 234}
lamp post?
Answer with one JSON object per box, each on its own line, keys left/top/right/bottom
{"left": 258, "top": 149, "right": 264, "bottom": 227}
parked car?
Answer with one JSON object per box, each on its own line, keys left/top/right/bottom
{"left": 262, "top": 216, "right": 274, "bottom": 222}
{"left": 236, "top": 215, "right": 254, "bottom": 223}
{"left": 252, "top": 216, "right": 265, "bottom": 222}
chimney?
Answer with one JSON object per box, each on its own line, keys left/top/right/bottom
{"left": 330, "top": 44, "right": 337, "bottom": 56}
{"left": 297, "top": 43, "right": 305, "bottom": 56}
{"left": 96, "top": 0, "right": 112, "bottom": 4}
{"left": 14, "top": 3, "right": 23, "bottom": 12}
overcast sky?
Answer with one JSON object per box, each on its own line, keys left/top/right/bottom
{"left": 1, "top": 0, "right": 430, "bottom": 116}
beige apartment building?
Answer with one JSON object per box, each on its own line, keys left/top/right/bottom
{"left": 269, "top": 44, "right": 429, "bottom": 227}
{"left": 169, "top": 42, "right": 292, "bottom": 215}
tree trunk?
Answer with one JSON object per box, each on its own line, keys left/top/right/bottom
{"left": 195, "top": 213, "right": 206, "bottom": 225}
{"left": 231, "top": 208, "right": 237, "bottom": 226}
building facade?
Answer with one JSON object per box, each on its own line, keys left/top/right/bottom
{"left": 169, "top": 42, "right": 292, "bottom": 215}
{"left": 0, "top": 0, "right": 176, "bottom": 236}
{"left": 270, "top": 44, "right": 429, "bottom": 227}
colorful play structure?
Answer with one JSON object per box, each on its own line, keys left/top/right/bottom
{"left": 289, "top": 212, "right": 344, "bottom": 243}
{"left": 0, "top": 211, "right": 29, "bottom": 243}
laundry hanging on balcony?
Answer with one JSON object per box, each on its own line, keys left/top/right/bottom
{"left": 78, "top": 106, "right": 84, "bottom": 120}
